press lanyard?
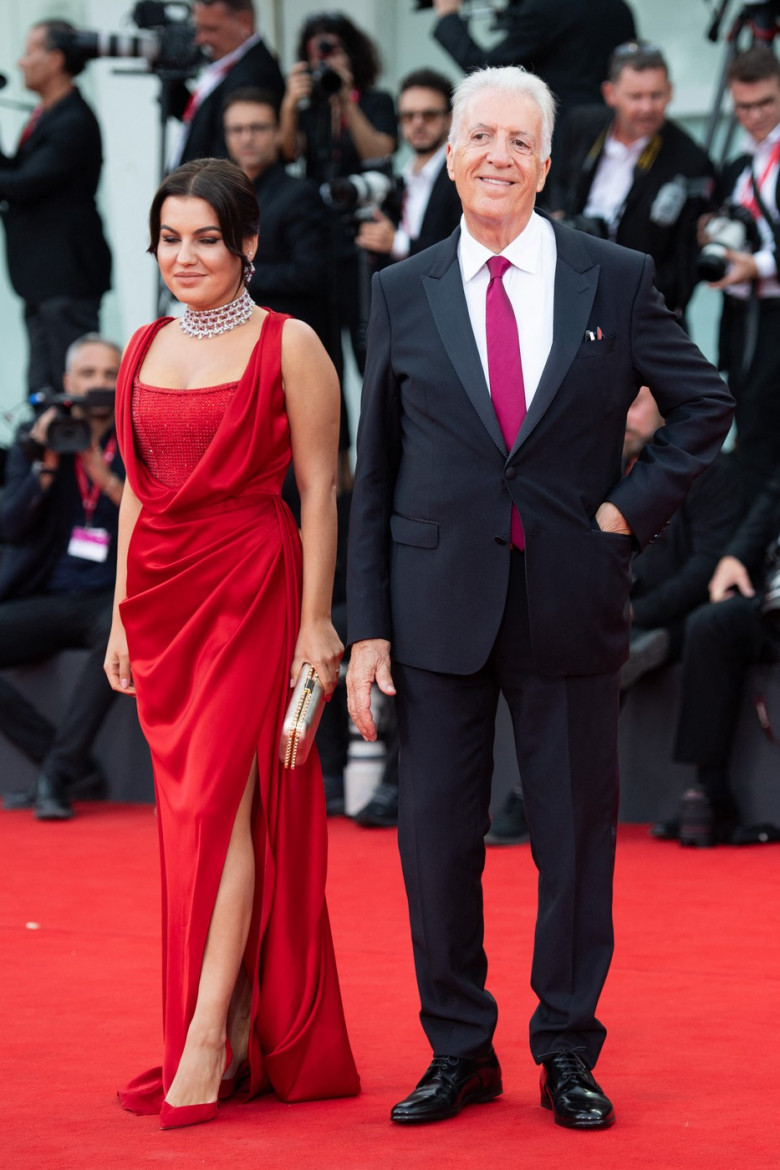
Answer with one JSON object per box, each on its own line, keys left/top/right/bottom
{"left": 74, "top": 436, "right": 117, "bottom": 528}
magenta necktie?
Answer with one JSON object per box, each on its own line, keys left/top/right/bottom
{"left": 486, "top": 255, "right": 526, "bottom": 548}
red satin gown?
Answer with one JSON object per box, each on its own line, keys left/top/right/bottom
{"left": 114, "top": 311, "right": 360, "bottom": 1114}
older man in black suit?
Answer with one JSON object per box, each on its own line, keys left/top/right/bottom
{"left": 169, "top": 0, "right": 283, "bottom": 167}
{"left": 430, "top": 0, "right": 636, "bottom": 196}
{"left": 347, "top": 66, "right": 733, "bottom": 1129}
{"left": 0, "top": 19, "right": 112, "bottom": 394}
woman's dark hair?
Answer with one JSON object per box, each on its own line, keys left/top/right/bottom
{"left": 148, "top": 159, "right": 260, "bottom": 264}
{"left": 295, "top": 11, "right": 382, "bottom": 92}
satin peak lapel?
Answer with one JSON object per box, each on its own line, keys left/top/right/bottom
{"left": 423, "top": 257, "right": 507, "bottom": 455}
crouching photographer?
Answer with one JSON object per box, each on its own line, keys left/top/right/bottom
{"left": 707, "top": 45, "right": 780, "bottom": 504}
{"left": 0, "top": 335, "right": 124, "bottom": 820}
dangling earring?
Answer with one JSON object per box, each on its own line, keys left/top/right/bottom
{"left": 243, "top": 256, "right": 256, "bottom": 286}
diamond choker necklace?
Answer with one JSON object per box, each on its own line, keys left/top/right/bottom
{"left": 180, "top": 288, "right": 254, "bottom": 339}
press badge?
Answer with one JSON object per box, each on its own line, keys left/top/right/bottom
{"left": 68, "top": 525, "right": 111, "bottom": 563}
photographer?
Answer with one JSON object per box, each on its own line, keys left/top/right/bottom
{"left": 169, "top": 0, "right": 284, "bottom": 167}
{"left": 551, "top": 41, "right": 716, "bottom": 319}
{"left": 0, "top": 20, "right": 112, "bottom": 395}
{"left": 666, "top": 472, "right": 780, "bottom": 847}
{"left": 0, "top": 335, "right": 124, "bottom": 821}
{"left": 223, "top": 88, "right": 328, "bottom": 338}
{"left": 355, "top": 69, "right": 462, "bottom": 263}
{"left": 278, "top": 11, "right": 397, "bottom": 378}
{"left": 707, "top": 46, "right": 780, "bottom": 504}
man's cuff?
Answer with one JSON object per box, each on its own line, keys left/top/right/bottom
{"left": 391, "top": 228, "right": 410, "bottom": 261}
{"left": 754, "top": 249, "right": 777, "bottom": 281}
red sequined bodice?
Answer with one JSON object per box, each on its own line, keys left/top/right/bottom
{"left": 132, "top": 376, "right": 237, "bottom": 489}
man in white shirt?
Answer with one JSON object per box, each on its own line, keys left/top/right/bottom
{"left": 356, "top": 69, "right": 462, "bottom": 262}
{"left": 551, "top": 41, "right": 715, "bottom": 318}
{"left": 707, "top": 45, "right": 780, "bottom": 503}
{"left": 347, "top": 65, "right": 732, "bottom": 1130}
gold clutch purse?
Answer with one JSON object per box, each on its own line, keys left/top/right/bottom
{"left": 279, "top": 663, "right": 325, "bottom": 770}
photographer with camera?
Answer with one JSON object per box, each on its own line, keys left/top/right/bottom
{"left": 550, "top": 41, "right": 716, "bottom": 320}
{"left": 660, "top": 471, "right": 780, "bottom": 847}
{"left": 278, "top": 12, "right": 397, "bottom": 379}
{"left": 169, "top": 0, "right": 284, "bottom": 167}
{"left": 0, "top": 335, "right": 124, "bottom": 821}
{"left": 355, "top": 69, "right": 462, "bottom": 264}
{"left": 705, "top": 46, "right": 780, "bottom": 503}
{"left": 223, "top": 88, "right": 329, "bottom": 338}
{"left": 0, "top": 20, "right": 112, "bottom": 396}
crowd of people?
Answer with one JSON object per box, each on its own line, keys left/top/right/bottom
{"left": 0, "top": 0, "right": 779, "bottom": 1134}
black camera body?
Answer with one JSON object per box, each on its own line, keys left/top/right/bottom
{"left": 696, "top": 204, "right": 762, "bottom": 283}
{"left": 308, "top": 38, "right": 343, "bottom": 102}
{"left": 320, "top": 168, "right": 405, "bottom": 230}
{"left": 23, "top": 388, "right": 115, "bottom": 455}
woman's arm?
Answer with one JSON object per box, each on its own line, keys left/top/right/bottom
{"left": 104, "top": 473, "right": 143, "bottom": 694}
{"left": 281, "top": 318, "right": 343, "bottom": 696}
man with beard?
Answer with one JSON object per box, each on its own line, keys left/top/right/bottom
{"left": 356, "top": 69, "right": 462, "bottom": 263}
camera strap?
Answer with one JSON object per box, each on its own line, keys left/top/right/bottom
{"left": 75, "top": 434, "right": 117, "bottom": 526}
{"left": 749, "top": 165, "right": 780, "bottom": 258}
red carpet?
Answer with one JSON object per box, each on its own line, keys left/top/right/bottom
{"left": 1, "top": 806, "right": 778, "bottom": 1169}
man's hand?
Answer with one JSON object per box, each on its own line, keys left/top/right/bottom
{"left": 346, "top": 638, "right": 395, "bottom": 742}
{"left": 709, "top": 555, "right": 754, "bottom": 602}
{"left": 709, "top": 250, "right": 760, "bottom": 289}
{"left": 595, "top": 501, "right": 632, "bottom": 536}
{"left": 355, "top": 210, "right": 396, "bottom": 255}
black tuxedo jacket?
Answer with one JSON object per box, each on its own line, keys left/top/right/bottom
{"left": 434, "top": 0, "right": 635, "bottom": 118}
{"left": 0, "top": 89, "right": 111, "bottom": 303}
{"left": 347, "top": 219, "right": 734, "bottom": 678}
{"left": 408, "top": 160, "right": 462, "bottom": 256}
{"left": 551, "top": 108, "right": 716, "bottom": 312}
{"left": 247, "top": 162, "right": 328, "bottom": 338}
{"left": 176, "top": 39, "right": 284, "bottom": 164}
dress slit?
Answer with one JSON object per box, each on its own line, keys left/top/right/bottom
{"left": 114, "top": 310, "right": 359, "bottom": 1117}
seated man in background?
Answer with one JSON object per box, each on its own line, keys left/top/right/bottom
{"left": 223, "top": 87, "right": 329, "bottom": 338}
{"left": 356, "top": 68, "right": 462, "bottom": 264}
{"left": 667, "top": 474, "right": 780, "bottom": 847}
{"left": 550, "top": 41, "right": 715, "bottom": 320}
{"left": 0, "top": 335, "right": 124, "bottom": 820}
{"left": 488, "top": 387, "right": 741, "bottom": 845}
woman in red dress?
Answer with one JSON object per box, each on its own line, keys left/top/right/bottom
{"left": 104, "top": 159, "right": 359, "bottom": 1129}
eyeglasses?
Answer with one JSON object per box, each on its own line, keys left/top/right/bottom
{"left": 225, "top": 123, "right": 276, "bottom": 136}
{"left": 733, "top": 94, "right": 780, "bottom": 115}
{"left": 398, "top": 109, "right": 449, "bottom": 125}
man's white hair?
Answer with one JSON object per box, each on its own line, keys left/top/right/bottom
{"left": 449, "top": 66, "right": 556, "bottom": 160}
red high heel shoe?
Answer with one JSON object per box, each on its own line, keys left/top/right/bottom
{"left": 160, "top": 1040, "right": 232, "bottom": 1130}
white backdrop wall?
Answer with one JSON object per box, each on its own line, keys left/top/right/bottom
{"left": 0, "top": 1, "right": 733, "bottom": 442}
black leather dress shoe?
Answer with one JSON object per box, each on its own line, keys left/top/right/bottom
{"left": 540, "top": 1051, "right": 614, "bottom": 1129}
{"left": 34, "top": 775, "right": 74, "bottom": 821}
{"left": 391, "top": 1052, "right": 502, "bottom": 1124}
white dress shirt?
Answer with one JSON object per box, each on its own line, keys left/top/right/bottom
{"left": 727, "top": 121, "right": 780, "bottom": 300}
{"left": 392, "top": 145, "right": 448, "bottom": 260}
{"left": 457, "top": 211, "right": 556, "bottom": 408}
{"left": 584, "top": 132, "right": 649, "bottom": 232}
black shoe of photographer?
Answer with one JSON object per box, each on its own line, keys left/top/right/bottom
{"left": 34, "top": 774, "right": 74, "bottom": 821}
{"left": 485, "top": 790, "right": 529, "bottom": 845}
{"left": 2, "top": 786, "right": 36, "bottom": 811}
{"left": 354, "top": 782, "right": 398, "bottom": 827}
